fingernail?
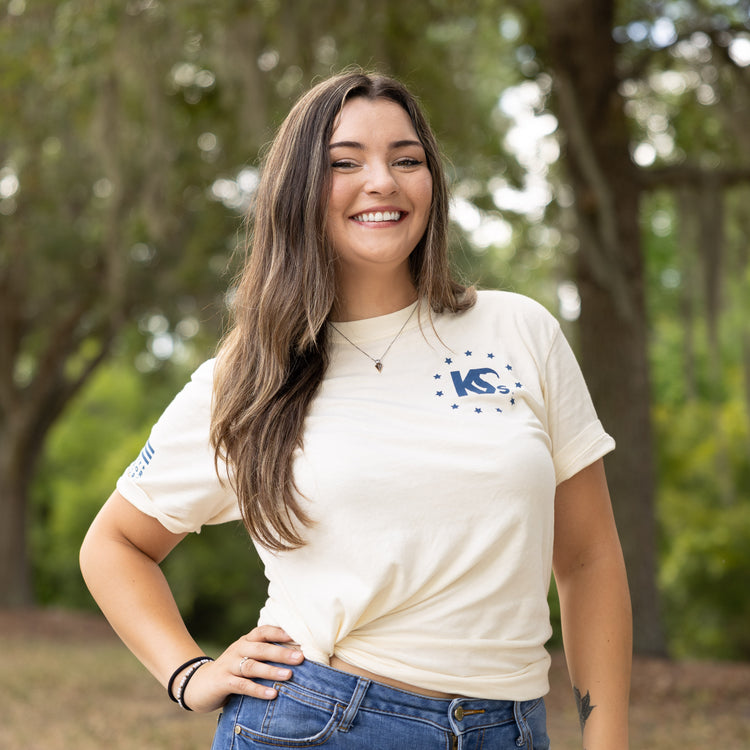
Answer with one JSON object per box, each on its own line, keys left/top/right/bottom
{"left": 292, "top": 651, "right": 304, "bottom": 660}
{"left": 264, "top": 688, "right": 277, "bottom": 698}
{"left": 276, "top": 668, "right": 292, "bottom": 678}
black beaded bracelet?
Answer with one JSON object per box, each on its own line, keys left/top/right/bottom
{"left": 176, "top": 658, "right": 213, "bottom": 711}
{"left": 167, "top": 656, "right": 213, "bottom": 703}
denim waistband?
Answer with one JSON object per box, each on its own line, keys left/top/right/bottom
{"left": 264, "top": 656, "right": 540, "bottom": 734}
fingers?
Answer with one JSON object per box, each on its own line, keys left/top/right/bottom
{"left": 235, "top": 635, "right": 304, "bottom": 699}
{"left": 237, "top": 656, "right": 291, "bottom": 682}
{"left": 235, "top": 657, "right": 293, "bottom": 698}
{"left": 241, "top": 633, "right": 305, "bottom": 668}
{"left": 182, "top": 627, "right": 305, "bottom": 710}
{"left": 244, "top": 625, "right": 295, "bottom": 643}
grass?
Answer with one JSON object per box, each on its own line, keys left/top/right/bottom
{"left": 2, "top": 610, "right": 749, "bottom": 749}
{"left": 2, "top": 637, "right": 216, "bottom": 749}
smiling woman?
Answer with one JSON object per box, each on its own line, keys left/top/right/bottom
{"left": 81, "top": 69, "right": 631, "bottom": 750}
{"left": 326, "top": 97, "right": 433, "bottom": 319}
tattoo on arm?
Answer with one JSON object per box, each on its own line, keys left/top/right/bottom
{"left": 573, "top": 685, "right": 596, "bottom": 733}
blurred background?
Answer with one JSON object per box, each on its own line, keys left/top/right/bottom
{"left": 1, "top": 2, "right": 749, "bottom": 740}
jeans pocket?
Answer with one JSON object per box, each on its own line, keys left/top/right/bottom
{"left": 233, "top": 683, "right": 343, "bottom": 747}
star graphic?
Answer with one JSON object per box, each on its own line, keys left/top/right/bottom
{"left": 510, "top": 398, "right": 516, "bottom": 406}
{"left": 445, "top": 357, "right": 453, "bottom": 365}
{"left": 474, "top": 407, "right": 482, "bottom": 414}
{"left": 451, "top": 404, "right": 459, "bottom": 409}
{"left": 436, "top": 391, "right": 444, "bottom": 397}
{"left": 506, "top": 364, "right": 513, "bottom": 371}
{"left": 465, "top": 350, "right": 472, "bottom": 356}
{"left": 434, "top": 373, "right": 441, "bottom": 379}
{"left": 487, "top": 353, "right": 495, "bottom": 359}
{"left": 496, "top": 408, "right": 503, "bottom": 413}
{"left": 515, "top": 382, "right": 522, "bottom": 388}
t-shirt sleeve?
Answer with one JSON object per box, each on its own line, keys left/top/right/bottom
{"left": 116, "top": 359, "right": 240, "bottom": 533}
{"left": 542, "top": 323, "right": 616, "bottom": 484}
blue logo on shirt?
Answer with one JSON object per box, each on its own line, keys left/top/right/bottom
{"left": 128, "top": 440, "right": 155, "bottom": 478}
{"left": 432, "top": 350, "right": 522, "bottom": 414}
{"left": 450, "top": 368, "right": 511, "bottom": 397}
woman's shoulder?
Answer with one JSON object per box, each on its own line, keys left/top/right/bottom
{"left": 161, "top": 357, "right": 217, "bottom": 413}
{"left": 164, "top": 358, "right": 217, "bottom": 405}
{"left": 190, "top": 357, "right": 217, "bottom": 383}
{"left": 472, "top": 289, "right": 557, "bottom": 324}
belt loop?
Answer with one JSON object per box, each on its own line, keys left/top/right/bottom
{"left": 338, "top": 677, "right": 370, "bottom": 732}
{"left": 512, "top": 700, "right": 529, "bottom": 747}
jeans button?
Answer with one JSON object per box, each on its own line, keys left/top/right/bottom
{"left": 453, "top": 706, "right": 465, "bottom": 721}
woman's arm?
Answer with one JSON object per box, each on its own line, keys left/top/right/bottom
{"left": 80, "top": 490, "right": 303, "bottom": 713}
{"left": 552, "top": 459, "right": 632, "bottom": 750}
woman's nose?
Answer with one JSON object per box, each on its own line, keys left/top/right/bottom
{"left": 364, "top": 162, "right": 399, "bottom": 195}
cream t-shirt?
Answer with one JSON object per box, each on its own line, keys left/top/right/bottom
{"left": 118, "top": 290, "right": 615, "bottom": 700}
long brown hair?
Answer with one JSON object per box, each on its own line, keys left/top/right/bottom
{"left": 211, "top": 70, "right": 475, "bottom": 551}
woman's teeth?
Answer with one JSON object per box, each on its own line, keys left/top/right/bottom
{"left": 352, "top": 211, "right": 402, "bottom": 222}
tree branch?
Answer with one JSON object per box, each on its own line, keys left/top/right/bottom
{"left": 618, "top": 19, "right": 750, "bottom": 82}
{"left": 26, "top": 293, "right": 95, "bottom": 407}
{"left": 11, "top": 331, "right": 116, "bottom": 484}
{"left": 29, "top": 333, "right": 115, "bottom": 450}
{"left": 639, "top": 164, "right": 750, "bottom": 189}
{"left": 553, "top": 71, "right": 636, "bottom": 323}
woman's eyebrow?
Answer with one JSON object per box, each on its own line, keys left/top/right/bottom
{"left": 329, "top": 140, "right": 363, "bottom": 150}
{"left": 328, "top": 139, "right": 424, "bottom": 150}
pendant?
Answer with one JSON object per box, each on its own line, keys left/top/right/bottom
{"left": 375, "top": 361, "right": 383, "bottom": 372}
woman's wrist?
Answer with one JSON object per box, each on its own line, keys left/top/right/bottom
{"left": 166, "top": 655, "right": 214, "bottom": 706}
{"left": 174, "top": 658, "right": 214, "bottom": 710}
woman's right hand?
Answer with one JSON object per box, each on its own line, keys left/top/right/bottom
{"left": 180, "top": 625, "right": 305, "bottom": 713}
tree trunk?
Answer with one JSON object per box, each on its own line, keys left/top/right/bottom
{"left": 0, "top": 430, "right": 34, "bottom": 607}
{"left": 540, "top": 0, "right": 667, "bottom": 655}
{"left": 576, "top": 257, "right": 666, "bottom": 656}
{"left": 677, "top": 188, "right": 699, "bottom": 400}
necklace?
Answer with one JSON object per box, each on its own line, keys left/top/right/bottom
{"left": 329, "top": 303, "right": 418, "bottom": 372}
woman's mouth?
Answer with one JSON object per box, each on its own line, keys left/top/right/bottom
{"left": 351, "top": 211, "right": 404, "bottom": 223}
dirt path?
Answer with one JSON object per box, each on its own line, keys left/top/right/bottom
{"left": 2, "top": 610, "right": 749, "bottom": 749}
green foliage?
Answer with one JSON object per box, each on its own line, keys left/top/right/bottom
{"left": 13, "top": 0, "right": 750, "bottom": 659}
{"left": 655, "top": 396, "right": 750, "bottom": 659}
{"left": 643, "top": 175, "right": 750, "bottom": 660}
{"left": 546, "top": 576, "right": 563, "bottom": 650}
{"left": 161, "top": 523, "right": 268, "bottom": 644}
{"left": 31, "top": 360, "right": 193, "bottom": 606}
{"left": 31, "top": 355, "right": 269, "bottom": 642}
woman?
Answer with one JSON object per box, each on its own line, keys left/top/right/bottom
{"left": 80, "top": 70, "right": 631, "bottom": 749}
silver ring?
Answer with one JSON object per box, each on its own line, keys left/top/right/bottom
{"left": 239, "top": 655, "right": 251, "bottom": 673}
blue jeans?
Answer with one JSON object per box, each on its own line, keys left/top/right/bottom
{"left": 211, "top": 657, "right": 550, "bottom": 749}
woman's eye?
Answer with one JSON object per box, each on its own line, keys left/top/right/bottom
{"left": 331, "top": 160, "right": 357, "bottom": 169}
{"left": 394, "top": 157, "right": 423, "bottom": 167}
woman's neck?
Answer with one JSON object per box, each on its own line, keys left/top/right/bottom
{"left": 332, "top": 275, "right": 418, "bottom": 322}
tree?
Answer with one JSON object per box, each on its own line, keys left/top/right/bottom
{"left": 0, "top": 0, "right": 511, "bottom": 607}
{"left": 536, "top": 0, "right": 665, "bottom": 655}
{"left": 7, "top": 1, "right": 749, "bottom": 658}
{"left": 0, "top": 2, "right": 243, "bottom": 604}
{"left": 508, "top": 0, "right": 750, "bottom": 654}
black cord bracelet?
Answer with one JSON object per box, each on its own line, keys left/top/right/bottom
{"left": 176, "top": 658, "right": 213, "bottom": 711}
{"left": 167, "top": 656, "right": 213, "bottom": 703}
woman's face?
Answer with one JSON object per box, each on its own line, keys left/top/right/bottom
{"left": 325, "top": 97, "right": 433, "bottom": 283}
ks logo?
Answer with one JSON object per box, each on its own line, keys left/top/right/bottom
{"left": 432, "top": 352, "right": 521, "bottom": 413}
{"left": 450, "top": 368, "right": 512, "bottom": 398}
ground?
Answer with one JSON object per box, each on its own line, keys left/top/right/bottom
{"left": 1, "top": 609, "right": 749, "bottom": 749}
